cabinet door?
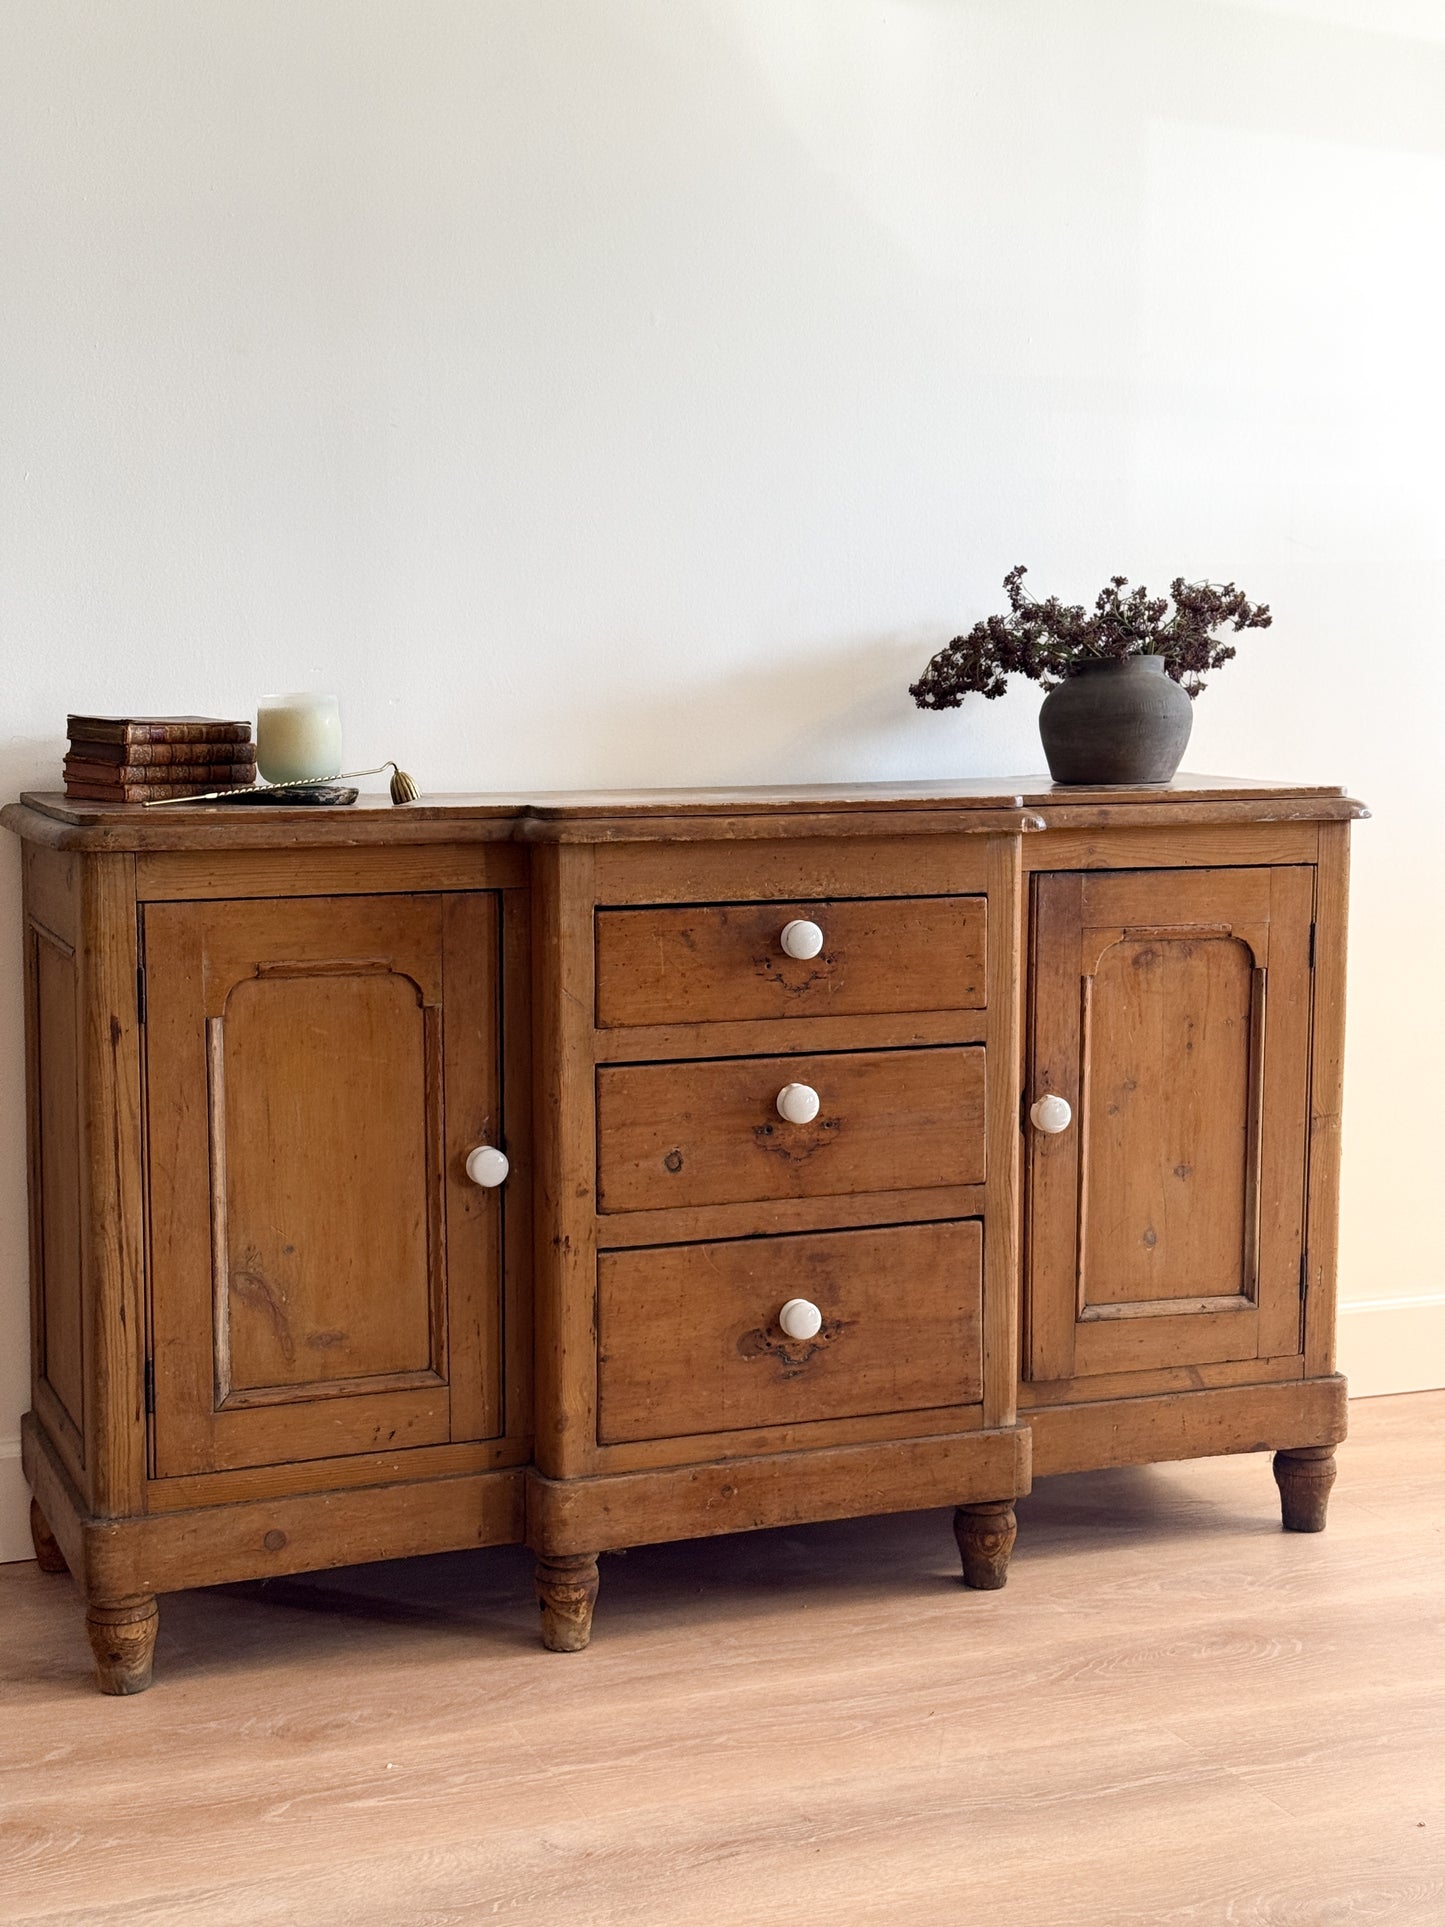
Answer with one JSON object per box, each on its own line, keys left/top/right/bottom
{"left": 1026, "top": 867, "right": 1312, "bottom": 1384}
{"left": 145, "top": 893, "right": 503, "bottom": 1477}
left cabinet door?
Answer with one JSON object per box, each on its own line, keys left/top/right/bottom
{"left": 144, "top": 892, "right": 504, "bottom": 1477}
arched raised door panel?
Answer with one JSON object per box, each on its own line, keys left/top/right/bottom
{"left": 144, "top": 892, "right": 504, "bottom": 1477}
{"left": 1025, "top": 866, "right": 1315, "bottom": 1384}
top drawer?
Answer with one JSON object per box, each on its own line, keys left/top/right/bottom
{"left": 595, "top": 896, "right": 986, "bottom": 1028}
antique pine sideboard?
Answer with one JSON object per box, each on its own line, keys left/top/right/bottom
{"left": 2, "top": 775, "right": 1364, "bottom": 1692}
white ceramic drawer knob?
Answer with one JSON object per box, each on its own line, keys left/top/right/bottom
{"left": 779, "top": 1297, "right": 823, "bottom": 1341}
{"left": 779, "top": 918, "right": 824, "bottom": 961}
{"left": 776, "top": 1082, "right": 821, "bottom": 1125}
{"left": 1030, "top": 1094, "right": 1073, "bottom": 1135}
{"left": 465, "top": 1144, "right": 510, "bottom": 1187}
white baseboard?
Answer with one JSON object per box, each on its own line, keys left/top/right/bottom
{"left": 0, "top": 1437, "right": 31, "bottom": 1567}
{"left": 1336, "top": 1295, "right": 1445, "bottom": 1399}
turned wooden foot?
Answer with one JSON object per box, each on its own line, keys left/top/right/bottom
{"left": 535, "top": 1553, "right": 599, "bottom": 1652}
{"left": 954, "top": 1501, "right": 1017, "bottom": 1589}
{"left": 29, "top": 1499, "right": 68, "bottom": 1575}
{"left": 86, "top": 1596, "right": 159, "bottom": 1695}
{"left": 1273, "top": 1445, "right": 1337, "bottom": 1532}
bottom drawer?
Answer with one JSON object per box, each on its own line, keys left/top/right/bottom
{"left": 597, "top": 1220, "right": 983, "bottom": 1445}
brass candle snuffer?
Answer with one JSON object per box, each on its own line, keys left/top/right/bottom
{"left": 144, "top": 761, "right": 420, "bottom": 808}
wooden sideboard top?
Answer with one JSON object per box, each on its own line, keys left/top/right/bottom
{"left": 3, "top": 774, "right": 1368, "bottom": 851}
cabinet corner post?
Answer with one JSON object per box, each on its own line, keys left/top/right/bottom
{"left": 982, "top": 832, "right": 1026, "bottom": 1429}
{"left": 80, "top": 852, "right": 149, "bottom": 1518}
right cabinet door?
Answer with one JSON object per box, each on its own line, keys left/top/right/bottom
{"left": 1026, "top": 866, "right": 1313, "bottom": 1385}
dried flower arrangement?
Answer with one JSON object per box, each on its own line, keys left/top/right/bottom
{"left": 910, "top": 566, "right": 1273, "bottom": 708}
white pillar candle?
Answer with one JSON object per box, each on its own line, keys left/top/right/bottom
{"left": 256, "top": 693, "right": 343, "bottom": 784}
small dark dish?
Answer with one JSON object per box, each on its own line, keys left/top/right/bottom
{"left": 212, "top": 784, "right": 359, "bottom": 807}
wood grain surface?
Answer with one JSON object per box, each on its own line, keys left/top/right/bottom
{"left": 143, "top": 892, "right": 506, "bottom": 1479}
{"left": 25, "top": 904, "right": 84, "bottom": 1450}
{"left": 1026, "top": 866, "right": 1313, "bottom": 1385}
{"left": 3, "top": 774, "right": 1366, "bottom": 856}
{"left": 596, "top": 1045, "right": 985, "bottom": 1213}
{"left": 596, "top": 1221, "right": 983, "bottom": 1443}
{"left": 0, "top": 1390, "right": 1436, "bottom": 1926}
{"left": 594, "top": 894, "right": 986, "bottom": 1027}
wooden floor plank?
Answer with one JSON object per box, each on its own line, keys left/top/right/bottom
{"left": 1, "top": 1392, "right": 1442, "bottom": 1925}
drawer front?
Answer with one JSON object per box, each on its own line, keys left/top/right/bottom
{"left": 598, "top": 1221, "right": 983, "bottom": 1443}
{"left": 596, "top": 1045, "right": 985, "bottom": 1213}
{"left": 595, "top": 896, "right": 986, "bottom": 1028}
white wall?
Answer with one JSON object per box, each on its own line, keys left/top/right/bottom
{"left": 2, "top": 0, "right": 1441, "bottom": 1559}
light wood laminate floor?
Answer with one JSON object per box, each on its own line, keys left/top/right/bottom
{"left": 1, "top": 1392, "right": 1441, "bottom": 1925}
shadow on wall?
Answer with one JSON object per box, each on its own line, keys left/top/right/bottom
{"left": 521, "top": 630, "right": 1046, "bottom": 791}
{"left": 0, "top": 744, "right": 50, "bottom": 1470}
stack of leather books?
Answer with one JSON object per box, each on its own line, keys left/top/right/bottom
{"left": 64, "top": 715, "right": 256, "bottom": 803}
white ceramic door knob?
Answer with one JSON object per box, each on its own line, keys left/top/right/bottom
{"left": 776, "top": 1082, "right": 821, "bottom": 1125}
{"left": 1030, "top": 1094, "right": 1073, "bottom": 1135}
{"left": 778, "top": 1297, "right": 823, "bottom": 1341}
{"left": 779, "top": 918, "right": 824, "bottom": 960}
{"left": 465, "top": 1144, "right": 510, "bottom": 1187}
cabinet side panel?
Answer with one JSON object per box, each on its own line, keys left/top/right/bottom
{"left": 25, "top": 879, "right": 87, "bottom": 1467}
{"left": 33, "top": 928, "right": 85, "bottom": 1439}
{"left": 1305, "top": 823, "right": 1352, "bottom": 1376}
{"left": 1254, "top": 868, "right": 1316, "bottom": 1359}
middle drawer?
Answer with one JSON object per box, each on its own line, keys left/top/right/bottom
{"left": 596, "top": 1045, "right": 985, "bottom": 1214}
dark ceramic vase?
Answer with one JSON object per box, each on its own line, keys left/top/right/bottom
{"left": 1038, "top": 655, "right": 1193, "bottom": 785}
